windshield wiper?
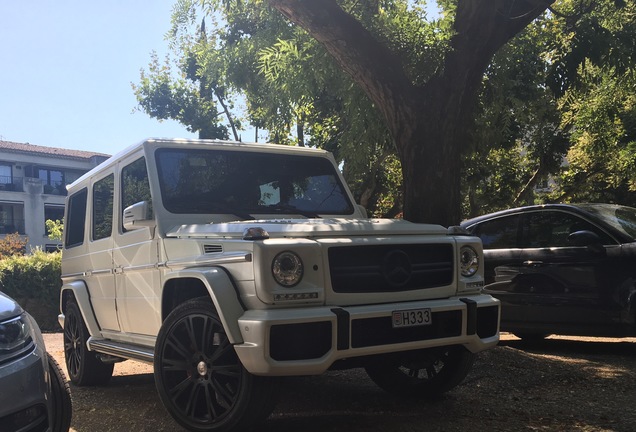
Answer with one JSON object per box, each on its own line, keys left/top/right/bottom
{"left": 264, "top": 204, "right": 320, "bottom": 218}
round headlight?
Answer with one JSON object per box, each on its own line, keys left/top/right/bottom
{"left": 272, "top": 251, "right": 304, "bottom": 287}
{"left": 460, "top": 246, "right": 479, "bottom": 277}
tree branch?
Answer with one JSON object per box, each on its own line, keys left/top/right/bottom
{"left": 268, "top": 0, "right": 418, "bottom": 133}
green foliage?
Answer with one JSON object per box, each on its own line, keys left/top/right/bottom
{"left": 46, "top": 219, "right": 64, "bottom": 241}
{"left": 0, "top": 233, "right": 27, "bottom": 259}
{"left": 0, "top": 250, "right": 62, "bottom": 330}
{"left": 139, "top": 0, "right": 636, "bottom": 220}
{"left": 462, "top": 0, "right": 636, "bottom": 216}
{"left": 555, "top": 68, "right": 636, "bottom": 204}
{"left": 543, "top": 0, "right": 636, "bottom": 205}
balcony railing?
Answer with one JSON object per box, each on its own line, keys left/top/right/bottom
{"left": 0, "top": 176, "right": 23, "bottom": 192}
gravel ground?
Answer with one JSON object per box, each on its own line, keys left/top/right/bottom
{"left": 44, "top": 333, "right": 636, "bottom": 432}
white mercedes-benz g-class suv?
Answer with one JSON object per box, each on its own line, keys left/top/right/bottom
{"left": 59, "top": 138, "right": 499, "bottom": 432}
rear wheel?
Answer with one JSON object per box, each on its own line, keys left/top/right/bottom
{"left": 154, "top": 298, "right": 277, "bottom": 432}
{"left": 48, "top": 352, "right": 73, "bottom": 431}
{"left": 63, "top": 300, "right": 114, "bottom": 386}
{"left": 365, "top": 347, "right": 475, "bottom": 399}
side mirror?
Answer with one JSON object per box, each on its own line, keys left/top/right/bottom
{"left": 123, "top": 201, "right": 155, "bottom": 231}
{"left": 568, "top": 230, "right": 603, "bottom": 250}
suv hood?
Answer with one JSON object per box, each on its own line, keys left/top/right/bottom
{"left": 166, "top": 218, "right": 449, "bottom": 239}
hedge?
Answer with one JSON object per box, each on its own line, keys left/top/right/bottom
{"left": 0, "top": 250, "right": 62, "bottom": 331}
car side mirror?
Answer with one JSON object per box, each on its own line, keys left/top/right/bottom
{"left": 123, "top": 201, "right": 155, "bottom": 231}
{"left": 567, "top": 230, "right": 603, "bottom": 250}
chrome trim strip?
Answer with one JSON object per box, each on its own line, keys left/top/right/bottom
{"left": 166, "top": 252, "right": 253, "bottom": 268}
{"left": 88, "top": 338, "right": 154, "bottom": 364}
{"left": 62, "top": 253, "right": 252, "bottom": 278}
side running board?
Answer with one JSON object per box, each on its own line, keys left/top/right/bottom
{"left": 88, "top": 338, "right": 154, "bottom": 364}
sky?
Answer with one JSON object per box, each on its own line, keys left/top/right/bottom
{"left": 0, "top": 1, "right": 199, "bottom": 156}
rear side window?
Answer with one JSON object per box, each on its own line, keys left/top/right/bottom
{"left": 521, "top": 211, "right": 614, "bottom": 248}
{"left": 470, "top": 215, "right": 520, "bottom": 249}
{"left": 92, "top": 174, "right": 114, "bottom": 241}
{"left": 65, "top": 188, "right": 88, "bottom": 248}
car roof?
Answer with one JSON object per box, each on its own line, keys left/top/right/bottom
{"left": 461, "top": 203, "right": 636, "bottom": 243}
{"left": 461, "top": 203, "right": 591, "bottom": 227}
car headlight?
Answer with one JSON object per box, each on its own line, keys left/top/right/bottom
{"left": 0, "top": 314, "right": 35, "bottom": 363}
{"left": 272, "top": 251, "right": 304, "bottom": 287}
{"left": 460, "top": 246, "right": 479, "bottom": 277}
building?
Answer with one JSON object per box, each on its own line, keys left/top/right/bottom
{"left": 0, "top": 140, "right": 109, "bottom": 251}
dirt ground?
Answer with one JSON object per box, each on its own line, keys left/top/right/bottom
{"left": 43, "top": 332, "right": 636, "bottom": 432}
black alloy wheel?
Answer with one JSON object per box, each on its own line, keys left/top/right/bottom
{"left": 365, "top": 346, "right": 475, "bottom": 399}
{"left": 154, "top": 298, "right": 276, "bottom": 432}
{"left": 63, "top": 300, "right": 113, "bottom": 386}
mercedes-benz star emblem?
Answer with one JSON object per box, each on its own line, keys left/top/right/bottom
{"left": 382, "top": 249, "right": 412, "bottom": 288}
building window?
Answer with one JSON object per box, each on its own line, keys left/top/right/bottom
{"left": 0, "top": 164, "right": 12, "bottom": 184}
{"left": 0, "top": 202, "right": 25, "bottom": 234}
{"left": 44, "top": 204, "right": 65, "bottom": 235}
{"left": 37, "top": 167, "right": 64, "bottom": 187}
{"left": 45, "top": 244, "right": 61, "bottom": 252}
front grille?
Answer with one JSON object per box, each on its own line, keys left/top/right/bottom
{"left": 351, "top": 310, "right": 462, "bottom": 348}
{"left": 328, "top": 244, "right": 453, "bottom": 293}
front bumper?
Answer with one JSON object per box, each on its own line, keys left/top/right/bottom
{"left": 0, "top": 343, "right": 50, "bottom": 431}
{"left": 234, "top": 294, "right": 500, "bottom": 376}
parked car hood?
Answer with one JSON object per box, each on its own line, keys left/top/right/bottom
{"left": 0, "top": 292, "right": 22, "bottom": 321}
{"left": 166, "top": 218, "right": 450, "bottom": 239}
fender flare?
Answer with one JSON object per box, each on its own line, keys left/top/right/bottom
{"left": 59, "top": 280, "right": 102, "bottom": 337}
{"left": 163, "top": 267, "right": 245, "bottom": 343}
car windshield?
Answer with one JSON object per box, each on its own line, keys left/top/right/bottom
{"left": 155, "top": 147, "right": 354, "bottom": 216}
{"left": 580, "top": 204, "right": 636, "bottom": 240}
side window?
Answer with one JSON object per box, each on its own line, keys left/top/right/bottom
{"left": 44, "top": 204, "right": 65, "bottom": 235}
{"left": 471, "top": 215, "right": 520, "bottom": 249}
{"left": 92, "top": 174, "right": 114, "bottom": 241}
{"left": 522, "top": 211, "right": 613, "bottom": 248}
{"left": 65, "top": 188, "right": 87, "bottom": 248}
{"left": 121, "top": 157, "right": 152, "bottom": 231}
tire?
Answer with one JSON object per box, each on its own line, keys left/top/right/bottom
{"left": 154, "top": 298, "right": 277, "bottom": 432}
{"left": 63, "top": 300, "right": 114, "bottom": 386}
{"left": 47, "top": 352, "right": 73, "bottom": 432}
{"left": 365, "top": 346, "right": 475, "bottom": 399}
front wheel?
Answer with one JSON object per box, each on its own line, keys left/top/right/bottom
{"left": 365, "top": 346, "right": 475, "bottom": 399}
{"left": 63, "top": 300, "right": 114, "bottom": 386}
{"left": 154, "top": 298, "right": 277, "bottom": 432}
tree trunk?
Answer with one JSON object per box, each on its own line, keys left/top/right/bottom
{"left": 269, "top": 0, "right": 555, "bottom": 226}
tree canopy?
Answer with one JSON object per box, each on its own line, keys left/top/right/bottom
{"left": 135, "top": 0, "right": 636, "bottom": 224}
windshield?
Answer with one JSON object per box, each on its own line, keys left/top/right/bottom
{"left": 156, "top": 148, "right": 354, "bottom": 216}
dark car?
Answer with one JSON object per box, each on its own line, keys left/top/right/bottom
{"left": 461, "top": 203, "right": 636, "bottom": 340}
{"left": 0, "top": 291, "right": 72, "bottom": 431}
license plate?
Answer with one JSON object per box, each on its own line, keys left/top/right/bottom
{"left": 392, "top": 308, "right": 432, "bottom": 328}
